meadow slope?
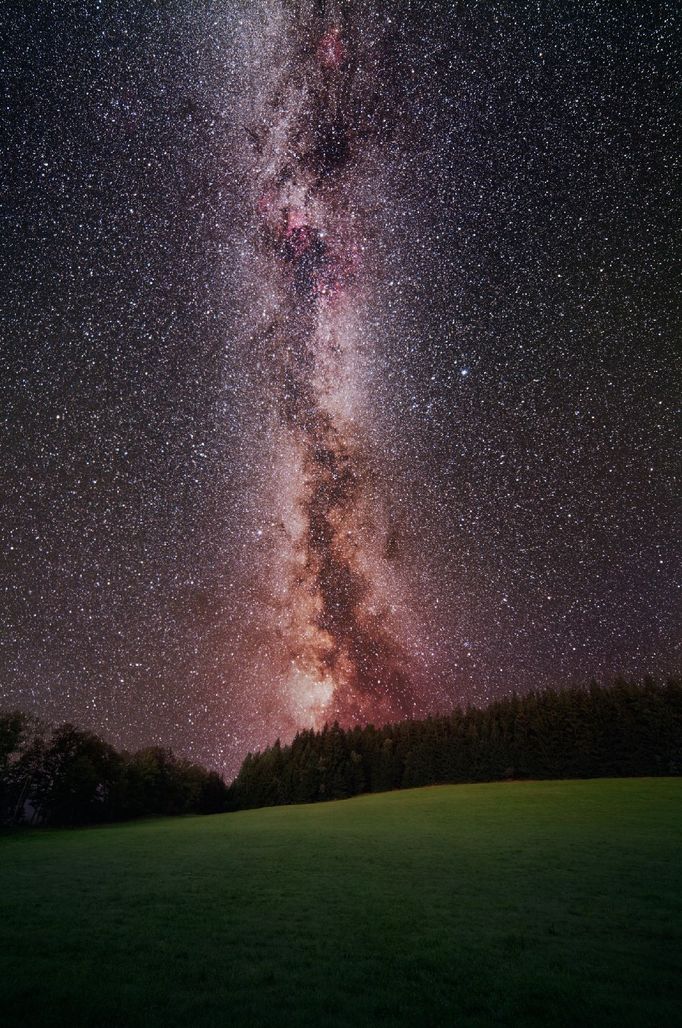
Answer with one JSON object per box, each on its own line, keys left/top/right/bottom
{"left": 2, "top": 779, "right": 681, "bottom": 1027}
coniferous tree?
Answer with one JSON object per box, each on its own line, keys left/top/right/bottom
{"left": 228, "top": 678, "right": 682, "bottom": 812}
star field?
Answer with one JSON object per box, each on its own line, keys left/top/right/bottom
{"left": 1, "top": 2, "right": 679, "bottom": 775}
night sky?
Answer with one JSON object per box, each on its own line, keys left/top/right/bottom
{"left": 2, "top": 2, "right": 679, "bottom": 776}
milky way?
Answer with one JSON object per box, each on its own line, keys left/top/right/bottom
{"left": 236, "top": 6, "right": 426, "bottom": 732}
{"left": 1, "top": 2, "right": 679, "bottom": 775}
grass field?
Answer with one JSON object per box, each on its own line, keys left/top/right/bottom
{"left": 1, "top": 779, "right": 681, "bottom": 1027}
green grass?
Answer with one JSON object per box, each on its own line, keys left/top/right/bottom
{"left": 2, "top": 779, "right": 681, "bottom": 1027}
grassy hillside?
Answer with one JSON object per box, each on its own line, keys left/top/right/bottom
{"left": 2, "top": 779, "right": 681, "bottom": 1026}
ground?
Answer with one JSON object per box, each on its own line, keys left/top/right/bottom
{"left": 2, "top": 778, "right": 681, "bottom": 1026}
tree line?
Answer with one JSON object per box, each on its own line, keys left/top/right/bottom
{"left": 0, "top": 714, "right": 227, "bottom": 827}
{"left": 3, "top": 678, "right": 680, "bottom": 826}
{"left": 229, "top": 678, "right": 682, "bottom": 810}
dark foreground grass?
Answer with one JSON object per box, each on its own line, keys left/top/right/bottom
{"left": 1, "top": 779, "right": 681, "bottom": 1027}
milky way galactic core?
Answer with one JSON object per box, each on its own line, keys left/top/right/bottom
{"left": 238, "top": 7, "right": 428, "bottom": 732}
{"left": 2, "top": 2, "right": 679, "bottom": 773}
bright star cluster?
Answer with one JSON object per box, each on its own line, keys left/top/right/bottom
{"left": 1, "top": 2, "right": 679, "bottom": 775}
